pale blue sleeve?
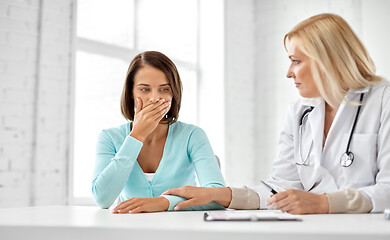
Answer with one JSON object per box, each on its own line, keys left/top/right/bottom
{"left": 92, "top": 130, "right": 143, "bottom": 209}
{"left": 162, "top": 127, "right": 226, "bottom": 211}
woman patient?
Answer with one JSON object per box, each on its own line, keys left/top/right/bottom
{"left": 92, "top": 51, "right": 225, "bottom": 213}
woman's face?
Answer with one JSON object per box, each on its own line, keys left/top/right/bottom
{"left": 286, "top": 38, "right": 321, "bottom": 98}
{"left": 133, "top": 65, "right": 173, "bottom": 108}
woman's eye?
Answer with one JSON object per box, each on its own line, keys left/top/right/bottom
{"left": 292, "top": 59, "right": 300, "bottom": 64}
{"left": 140, "top": 88, "right": 149, "bottom": 92}
{"left": 160, "top": 88, "right": 170, "bottom": 92}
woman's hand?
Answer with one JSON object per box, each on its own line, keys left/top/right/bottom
{"left": 130, "top": 98, "right": 171, "bottom": 142}
{"left": 112, "top": 196, "right": 169, "bottom": 214}
{"left": 266, "top": 189, "right": 329, "bottom": 214}
{"left": 162, "top": 186, "right": 232, "bottom": 210}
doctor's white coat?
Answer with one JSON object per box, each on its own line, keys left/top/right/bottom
{"left": 252, "top": 80, "right": 390, "bottom": 212}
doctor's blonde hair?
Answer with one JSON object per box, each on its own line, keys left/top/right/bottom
{"left": 284, "top": 13, "right": 382, "bottom": 108}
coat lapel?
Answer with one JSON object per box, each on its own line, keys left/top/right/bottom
{"left": 307, "top": 99, "right": 325, "bottom": 159}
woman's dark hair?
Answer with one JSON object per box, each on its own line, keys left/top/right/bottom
{"left": 120, "top": 51, "right": 182, "bottom": 124}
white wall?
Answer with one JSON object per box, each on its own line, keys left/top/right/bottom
{"left": 0, "top": 0, "right": 73, "bottom": 207}
{"left": 361, "top": 0, "right": 390, "bottom": 80}
{"left": 224, "top": 0, "right": 258, "bottom": 186}
{"left": 224, "top": 0, "right": 390, "bottom": 187}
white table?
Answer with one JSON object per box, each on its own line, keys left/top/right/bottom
{"left": 0, "top": 206, "right": 389, "bottom": 240}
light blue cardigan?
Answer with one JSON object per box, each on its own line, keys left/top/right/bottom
{"left": 92, "top": 121, "right": 225, "bottom": 211}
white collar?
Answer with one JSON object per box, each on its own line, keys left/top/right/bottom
{"left": 345, "top": 86, "right": 370, "bottom": 101}
{"left": 300, "top": 97, "right": 323, "bottom": 107}
{"left": 348, "top": 86, "right": 370, "bottom": 94}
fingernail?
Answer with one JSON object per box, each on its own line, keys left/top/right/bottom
{"left": 161, "top": 98, "right": 165, "bottom": 102}
{"left": 174, "top": 206, "right": 179, "bottom": 211}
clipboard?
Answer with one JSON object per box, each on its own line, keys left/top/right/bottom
{"left": 204, "top": 211, "right": 302, "bottom": 222}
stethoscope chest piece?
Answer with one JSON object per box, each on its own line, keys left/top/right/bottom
{"left": 340, "top": 152, "right": 354, "bottom": 167}
{"left": 297, "top": 93, "right": 364, "bottom": 168}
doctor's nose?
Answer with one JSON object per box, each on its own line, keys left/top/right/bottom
{"left": 287, "top": 68, "right": 295, "bottom": 79}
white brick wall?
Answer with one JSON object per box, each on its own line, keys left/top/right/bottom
{"left": 0, "top": 0, "right": 73, "bottom": 207}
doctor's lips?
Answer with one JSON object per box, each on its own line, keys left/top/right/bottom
{"left": 294, "top": 82, "right": 301, "bottom": 87}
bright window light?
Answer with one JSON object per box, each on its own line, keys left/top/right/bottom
{"left": 77, "top": 0, "right": 135, "bottom": 48}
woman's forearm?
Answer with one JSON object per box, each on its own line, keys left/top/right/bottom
{"left": 93, "top": 132, "right": 143, "bottom": 208}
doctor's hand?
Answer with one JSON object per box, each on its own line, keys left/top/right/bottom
{"left": 162, "top": 186, "right": 232, "bottom": 210}
{"left": 112, "top": 196, "right": 169, "bottom": 214}
{"left": 266, "top": 189, "right": 329, "bottom": 215}
{"left": 130, "top": 98, "right": 171, "bottom": 142}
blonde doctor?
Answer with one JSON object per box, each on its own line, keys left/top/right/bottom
{"left": 163, "top": 13, "right": 390, "bottom": 214}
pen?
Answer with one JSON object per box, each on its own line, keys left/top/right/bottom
{"left": 261, "top": 180, "right": 278, "bottom": 194}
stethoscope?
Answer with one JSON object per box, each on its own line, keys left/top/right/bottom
{"left": 296, "top": 93, "right": 364, "bottom": 167}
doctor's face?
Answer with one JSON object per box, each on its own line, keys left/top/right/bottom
{"left": 286, "top": 38, "right": 321, "bottom": 98}
{"left": 133, "top": 65, "right": 173, "bottom": 107}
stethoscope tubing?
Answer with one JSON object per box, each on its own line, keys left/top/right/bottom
{"left": 297, "top": 107, "right": 314, "bottom": 166}
{"left": 297, "top": 93, "right": 365, "bottom": 167}
{"left": 344, "top": 93, "right": 364, "bottom": 156}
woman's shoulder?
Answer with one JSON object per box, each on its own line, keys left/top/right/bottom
{"left": 171, "top": 121, "right": 206, "bottom": 137}
{"left": 170, "top": 121, "right": 211, "bottom": 148}
{"left": 171, "top": 120, "right": 201, "bottom": 131}
{"left": 98, "top": 122, "right": 130, "bottom": 143}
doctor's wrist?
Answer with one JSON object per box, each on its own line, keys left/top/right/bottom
{"left": 319, "top": 193, "right": 330, "bottom": 214}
